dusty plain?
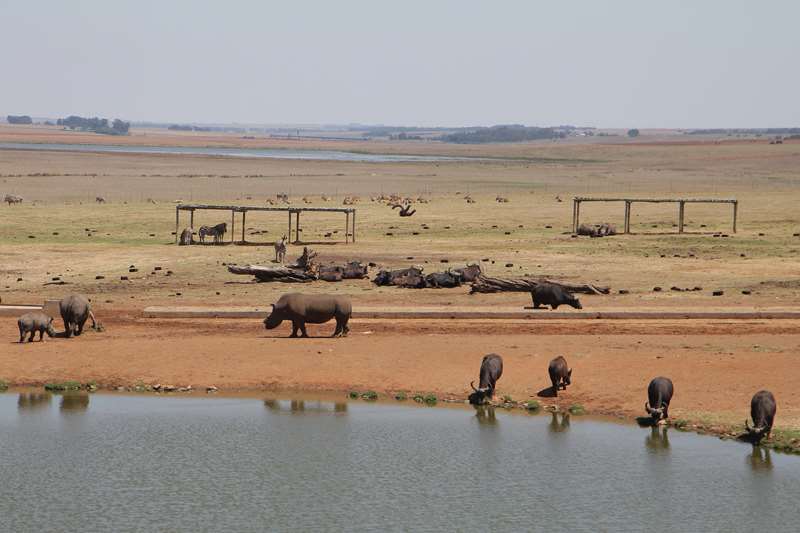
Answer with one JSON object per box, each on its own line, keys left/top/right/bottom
{"left": 1, "top": 124, "right": 799, "bottom": 449}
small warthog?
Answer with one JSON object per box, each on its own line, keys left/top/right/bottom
{"left": 18, "top": 312, "right": 56, "bottom": 342}
{"left": 548, "top": 356, "right": 572, "bottom": 396}
{"left": 469, "top": 353, "right": 503, "bottom": 405}
{"left": 264, "top": 293, "right": 351, "bottom": 338}
{"left": 645, "top": 377, "right": 674, "bottom": 423}
{"left": 746, "top": 390, "right": 777, "bottom": 443}
{"left": 531, "top": 283, "right": 583, "bottom": 310}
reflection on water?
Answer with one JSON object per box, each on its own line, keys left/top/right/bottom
{"left": 548, "top": 412, "right": 571, "bottom": 433}
{"left": 473, "top": 404, "right": 497, "bottom": 426}
{"left": 749, "top": 446, "right": 773, "bottom": 472}
{"left": 17, "top": 392, "right": 52, "bottom": 411}
{"left": 645, "top": 426, "right": 671, "bottom": 453}
{"left": 60, "top": 393, "right": 90, "bottom": 412}
{"left": 264, "top": 398, "right": 347, "bottom": 414}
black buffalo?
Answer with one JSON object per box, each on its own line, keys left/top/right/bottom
{"left": 746, "top": 390, "right": 776, "bottom": 443}
{"left": 468, "top": 353, "right": 503, "bottom": 405}
{"left": 548, "top": 356, "right": 572, "bottom": 397}
{"left": 531, "top": 283, "right": 583, "bottom": 310}
{"left": 645, "top": 377, "right": 674, "bottom": 422}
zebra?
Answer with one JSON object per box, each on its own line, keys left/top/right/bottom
{"left": 199, "top": 222, "right": 227, "bottom": 244}
{"left": 4, "top": 194, "right": 23, "bottom": 205}
{"left": 274, "top": 235, "right": 288, "bottom": 263}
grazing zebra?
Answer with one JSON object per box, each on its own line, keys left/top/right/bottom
{"left": 199, "top": 222, "right": 227, "bottom": 244}
{"left": 274, "top": 235, "right": 288, "bottom": 263}
{"left": 4, "top": 194, "right": 23, "bottom": 205}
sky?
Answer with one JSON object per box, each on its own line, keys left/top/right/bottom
{"left": 1, "top": 0, "right": 798, "bottom": 128}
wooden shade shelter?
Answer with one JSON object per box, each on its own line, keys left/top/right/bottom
{"left": 175, "top": 204, "right": 356, "bottom": 244}
{"left": 572, "top": 197, "right": 738, "bottom": 234}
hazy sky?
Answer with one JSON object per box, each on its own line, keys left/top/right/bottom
{"left": 1, "top": 0, "right": 798, "bottom": 128}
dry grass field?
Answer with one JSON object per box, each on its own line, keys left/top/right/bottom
{"left": 1, "top": 126, "right": 800, "bottom": 447}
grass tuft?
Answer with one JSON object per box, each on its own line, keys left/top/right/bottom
{"left": 44, "top": 381, "right": 82, "bottom": 392}
{"left": 361, "top": 390, "right": 378, "bottom": 401}
{"left": 568, "top": 404, "right": 586, "bottom": 415}
{"left": 526, "top": 400, "right": 541, "bottom": 411}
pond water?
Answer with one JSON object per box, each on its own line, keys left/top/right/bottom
{"left": 1, "top": 393, "right": 798, "bottom": 532}
{"left": 0, "top": 142, "right": 480, "bottom": 163}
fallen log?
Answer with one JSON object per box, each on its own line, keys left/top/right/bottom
{"left": 470, "top": 276, "right": 609, "bottom": 295}
{"left": 227, "top": 264, "right": 316, "bottom": 283}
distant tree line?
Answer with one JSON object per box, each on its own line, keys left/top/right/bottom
{"left": 627, "top": 128, "right": 640, "bottom": 138}
{"left": 687, "top": 128, "right": 800, "bottom": 135}
{"left": 440, "top": 125, "right": 564, "bottom": 144}
{"left": 7, "top": 115, "right": 33, "bottom": 124}
{"left": 168, "top": 124, "right": 214, "bottom": 132}
{"left": 57, "top": 115, "right": 130, "bottom": 135}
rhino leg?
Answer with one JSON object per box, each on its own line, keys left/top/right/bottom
{"left": 75, "top": 318, "right": 87, "bottom": 336}
{"left": 39, "top": 329, "right": 46, "bottom": 342}
{"left": 551, "top": 304, "right": 559, "bottom": 310}
{"left": 551, "top": 378, "right": 559, "bottom": 397}
{"left": 290, "top": 321, "right": 300, "bottom": 338}
{"left": 28, "top": 331, "right": 35, "bottom": 342}
{"left": 299, "top": 323, "right": 309, "bottom": 338}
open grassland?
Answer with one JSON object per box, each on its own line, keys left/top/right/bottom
{"left": 1, "top": 136, "right": 799, "bottom": 309}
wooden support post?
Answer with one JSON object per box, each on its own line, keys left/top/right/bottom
{"left": 352, "top": 210, "right": 356, "bottom": 243}
{"left": 241, "top": 210, "right": 246, "bottom": 243}
{"left": 288, "top": 210, "right": 292, "bottom": 241}
{"left": 572, "top": 200, "right": 577, "bottom": 233}
{"left": 295, "top": 211, "right": 301, "bottom": 243}
{"left": 231, "top": 210, "right": 235, "bottom": 243}
{"left": 189, "top": 210, "right": 194, "bottom": 230}
{"left": 624, "top": 201, "right": 631, "bottom": 234}
{"left": 678, "top": 201, "right": 685, "bottom": 233}
{"left": 732, "top": 201, "right": 738, "bottom": 233}
{"left": 575, "top": 200, "right": 581, "bottom": 233}
{"left": 174, "top": 207, "right": 179, "bottom": 244}
{"left": 345, "top": 212, "right": 350, "bottom": 243}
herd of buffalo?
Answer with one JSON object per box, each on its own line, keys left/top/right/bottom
{"left": 14, "top": 290, "right": 777, "bottom": 444}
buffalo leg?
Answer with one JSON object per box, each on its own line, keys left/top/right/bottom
{"left": 663, "top": 404, "right": 669, "bottom": 420}
{"left": 65, "top": 321, "right": 73, "bottom": 338}
{"left": 76, "top": 319, "right": 86, "bottom": 336}
{"left": 551, "top": 378, "right": 559, "bottom": 397}
{"left": 332, "top": 322, "right": 342, "bottom": 338}
{"left": 19, "top": 326, "right": 24, "bottom": 343}
{"left": 28, "top": 331, "right": 35, "bottom": 342}
{"left": 39, "top": 330, "right": 45, "bottom": 342}
{"left": 342, "top": 323, "right": 350, "bottom": 337}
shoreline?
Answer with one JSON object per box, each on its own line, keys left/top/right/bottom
{"left": 4, "top": 382, "right": 798, "bottom": 455}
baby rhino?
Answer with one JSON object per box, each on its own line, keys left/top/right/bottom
{"left": 264, "top": 293, "right": 351, "bottom": 338}
{"left": 18, "top": 312, "right": 56, "bottom": 343}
